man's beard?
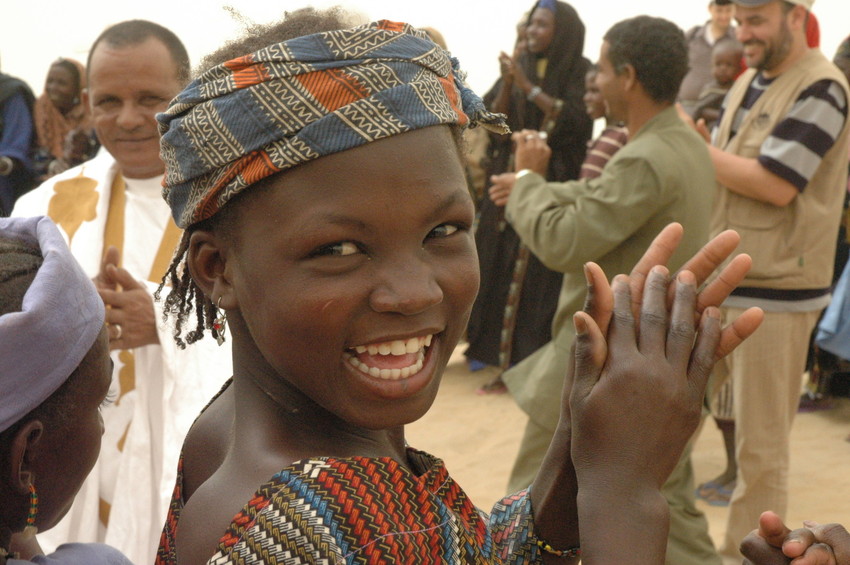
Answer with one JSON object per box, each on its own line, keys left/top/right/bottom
{"left": 749, "top": 19, "right": 793, "bottom": 72}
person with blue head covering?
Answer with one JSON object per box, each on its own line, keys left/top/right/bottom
{"left": 151, "top": 7, "right": 761, "bottom": 564}
{"left": 0, "top": 216, "right": 130, "bottom": 564}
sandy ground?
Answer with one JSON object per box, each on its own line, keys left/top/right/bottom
{"left": 406, "top": 344, "right": 850, "bottom": 550}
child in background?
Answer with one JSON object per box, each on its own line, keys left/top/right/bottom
{"left": 690, "top": 39, "right": 744, "bottom": 129}
{"left": 579, "top": 65, "right": 628, "bottom": 180}
{"left": 45, "top": 128, "right": 98, "bottom": 178}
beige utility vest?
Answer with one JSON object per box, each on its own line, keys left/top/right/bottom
{"left": 712, "top": 49, "right": 850, "bottom": 290}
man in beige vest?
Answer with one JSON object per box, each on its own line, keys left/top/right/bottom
{"left": 687, "top": 0, "right": 850, "bottom": 561}
{"left": 13, "top": 20, "right": 232, "bottom": 565}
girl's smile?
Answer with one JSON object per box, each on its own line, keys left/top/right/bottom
{"left": 205, "top": 125, "right": 479, "bottom": 431}
{"left": 345, "top": 334, "right": 433, "bottom": 379}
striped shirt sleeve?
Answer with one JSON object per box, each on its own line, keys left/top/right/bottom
{"left": 758, "top": 79, "right": 848, "bottom": 191}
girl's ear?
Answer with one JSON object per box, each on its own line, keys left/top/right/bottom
{"left": 187, "top": 230, "right": 237, "bottom": 309}
{"left": 8, "top": 421, "right": 43, "bottom": 493}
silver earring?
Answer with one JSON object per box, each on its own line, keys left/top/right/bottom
{"left": 212, "top": 297, "right": 227, "bottom": 346}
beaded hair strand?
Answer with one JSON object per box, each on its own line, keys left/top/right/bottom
{"left": 155, "top": 232, "right": 218, "bottom": 349}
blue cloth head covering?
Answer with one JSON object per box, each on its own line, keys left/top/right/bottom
{"left": 158, "top": 20, "right": 509, "bottom": 228}
{"left": 0, "top": 216, "right": 105, "bottom": 432}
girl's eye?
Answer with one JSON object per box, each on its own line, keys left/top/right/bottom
{"left": 428, "top": 224, "right": 460, "bottom": 239}
{"left": 313, "top": 241, "right": 360, "bottom": 257}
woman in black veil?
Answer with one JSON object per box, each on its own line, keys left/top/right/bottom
{"left": 466, "top": 0, "right": 593, "bottom": 393}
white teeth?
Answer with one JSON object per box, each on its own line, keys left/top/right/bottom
{"left": 344, "top": 350, "right": 425, "bottom": 381}
{"left": 344, "top": 335, "right": 433, "bottom": 381}
{"left": 351, "top": 335, "right": 433, "bottom": 357}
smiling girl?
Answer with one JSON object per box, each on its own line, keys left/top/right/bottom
{"left": 151, "top": 9, "right": 761, "bottom": 564}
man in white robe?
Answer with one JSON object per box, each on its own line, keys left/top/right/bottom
{"left": 13, "top": 20, "right": 232, "bottom": 565}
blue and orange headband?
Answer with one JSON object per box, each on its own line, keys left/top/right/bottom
{"left": 158, "top": 20, "right": 509, "bottom": 228}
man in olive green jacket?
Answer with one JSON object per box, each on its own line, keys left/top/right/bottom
{"left": 488, "top": 16, "right": 720, "bottom": 565}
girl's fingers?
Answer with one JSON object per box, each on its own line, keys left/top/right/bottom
{"left": 628, "top": 223, "right": 683, "bottom": 316}
{"left": 715, "top": 307, "right": 764, "bottom": 361}
{"left": 695, "top": 253, "right": 752, "bottom": 313}
{"left": 665, "top": 271, "right": 698, "bottom": 370}
{"left": 582, "top": 262, "right": 614, "bottom": 337}
{"left": 570, "top": 311, "right": 607, "bottom": 401}
{"left": 688, "top": 306, "right": 721, "bottom": 395}
{"left": 638, "top": 265, "right": 671, "bottom": 355}
{"left": 607, "top": 275, "right": 637, "bottom": 352}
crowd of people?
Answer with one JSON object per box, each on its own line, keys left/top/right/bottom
{"left": 0, "top": 0, "right": 849, "bottom": 564}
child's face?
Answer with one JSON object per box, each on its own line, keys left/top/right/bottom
{"left": 64, "top": 131, "right": 90, "bottom": 162}
{"left": 35, "top": 329, "right": 110, "bottom": 530}
{"left": 223, "top": 126, "right": 479, "bottom": 430}
{"left": 583, "top": 71, "right": 605, "bottom": 120}
{"left": 713, "top": 50, "right": 742, "bottom": 87}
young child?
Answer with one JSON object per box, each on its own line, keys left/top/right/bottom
{"left": 689, "top": 38, "right": 744, "bottom": 129}
{"left": 579, "top": 65, "right": 628, "bottom": 180}
{"left": 0, "top": 216, "right": 130, "bottom": 564}
{"left": 152, "top": 10, "right": 761, "bottom": 564}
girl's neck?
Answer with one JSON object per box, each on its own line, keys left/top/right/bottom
{"left": 231, "top": 369, "right": 409, "bottom": 469}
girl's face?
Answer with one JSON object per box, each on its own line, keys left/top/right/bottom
{"left": 34, "top": 329, "right": 110, "bottom": 530}
{"left": 224, "top": 126, "right": 479, "bottom": 430}
{"left": 526, "top": 7, "right": 556, "bottom": 55}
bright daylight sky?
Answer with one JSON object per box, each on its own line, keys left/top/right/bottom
{"left": 2, "top": 0, "right": 849, "bottom": 100}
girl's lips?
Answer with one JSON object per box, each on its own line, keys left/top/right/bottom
{"left": 343, "top": 335, "right": 434, "bottom": 381}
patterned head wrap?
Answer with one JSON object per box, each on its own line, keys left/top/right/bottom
{"left": 159, "top": 20, "right": 509, "bottom": 228}
{"left": 0, "top": 216, "right": 105, "bottom": 433}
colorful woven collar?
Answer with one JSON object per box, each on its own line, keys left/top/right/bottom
{"left": 158, "top": 20, "right": 508, "bottom": 228}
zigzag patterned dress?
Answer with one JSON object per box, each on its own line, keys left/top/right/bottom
{"left": 157, "top": 449, "right": 543, "bottom": 564}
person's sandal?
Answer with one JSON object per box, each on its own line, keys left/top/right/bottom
{"left": 696, "top": 480, "right": 735, "bottom": 506}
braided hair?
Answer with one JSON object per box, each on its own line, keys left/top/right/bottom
{"left": 155, "top": 227, "right": 217, "bottom": 349}
{"left": 156, "top": 8, "right": 358, "bottom": 349}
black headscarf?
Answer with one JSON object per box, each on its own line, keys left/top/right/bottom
{"left": 520, "top": 0, "right": 587, "bottom": 107}
{"left": 518, "top": 0, "right": 593, "bottom": 181}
